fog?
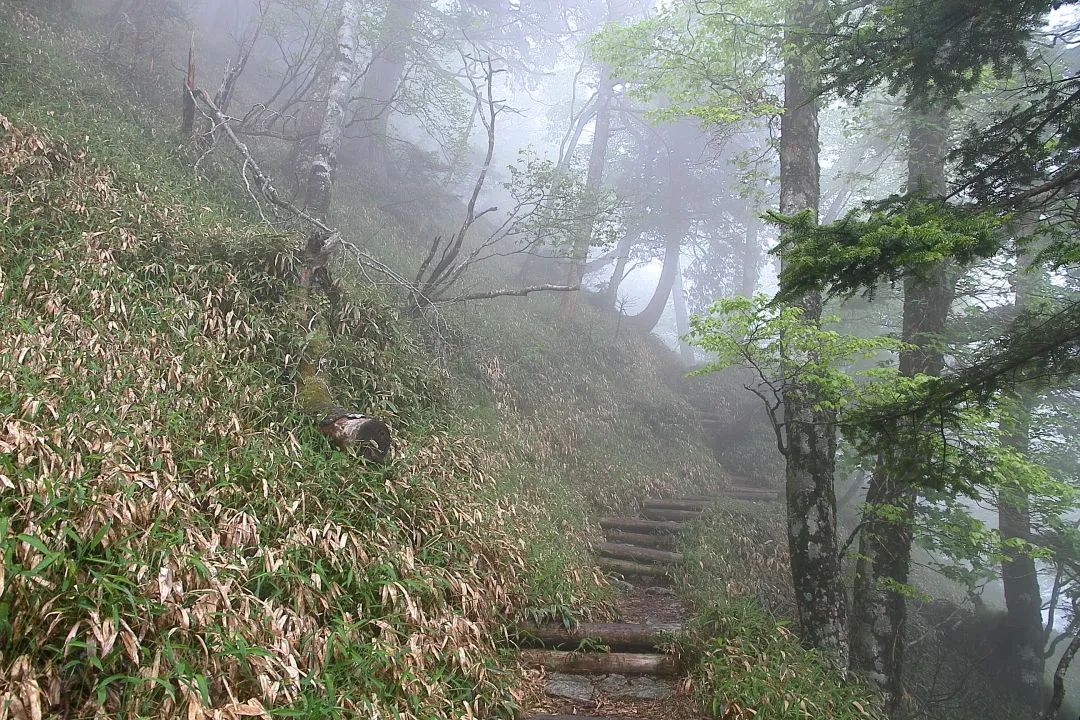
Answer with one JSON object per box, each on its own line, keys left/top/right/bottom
{"left": 52, "top": 0, "right": 1080, "bottom": 717}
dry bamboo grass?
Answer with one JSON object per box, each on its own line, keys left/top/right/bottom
{"left": 0, "top": 114, "right": 584, "bottom": 719}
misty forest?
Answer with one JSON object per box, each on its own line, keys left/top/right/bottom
{"left": 3, "top": 0, "right": 1080, "bottom": 719}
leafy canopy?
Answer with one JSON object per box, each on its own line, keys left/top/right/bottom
{"left": 823, "top": 0, "right": 1064, "bottom": 108}
{"left": 589, "top": 0, "right": 782, "bottom": 128}
{"left": 769, "top": 197, "right": 1002, "bottom": 302}
{"left": 687, "top": 296, "right": 908, "bottom": 451}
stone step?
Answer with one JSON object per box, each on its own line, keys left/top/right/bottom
{"left": 519, "top": 649, "right": 679, "bottom": 676}
{"left": 595, "top": 541, "right": 683, "bottom": 565}
{"left": 599, "top": 516, "right": 684, "bottom": 534}
{"left": 597, "top": 556, "right": 672, "bottom": 577}
{"left": 603, "top": 529, "right": 676, "bottom": 550}
{"left": 514, "top": 621, "right": 683, "bottom": 651}
{"left": 641, "top": 507, "right": 701, "bottom": 522}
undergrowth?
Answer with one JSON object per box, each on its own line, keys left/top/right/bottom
{"left": 0, "top": 4, "right": 609, "bottom": 717}
{"left": 0, "top": 3, "right": 871, "bottom": 720}
{"left": 685, "top": 599, "right": 885, "bottom": 720}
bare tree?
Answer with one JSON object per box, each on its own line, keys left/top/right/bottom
{"left": 411, "top": 52, "right": 604, "bottom": 307}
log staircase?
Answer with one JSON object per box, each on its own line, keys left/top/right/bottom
{"left": 516, "top": 487, "right": 779, "bottom": 718}
{"left": 517, "top": 496, "right": 704, "bottom": 720}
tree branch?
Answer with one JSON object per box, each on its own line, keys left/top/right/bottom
{"left": 444, "top": 284, "right": 580, "bottom": 303}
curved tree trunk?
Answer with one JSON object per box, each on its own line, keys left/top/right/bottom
{"left": 627, "top": 227, "right": 683, "bottom": 334}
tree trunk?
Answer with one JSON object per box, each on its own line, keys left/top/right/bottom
{"left": 560, "top": 64, "right": 613, "bottom": 319}
{"left": 603, "top": 530, "right": 676, "bottom": 550}
{"left": 515, "top": 623, "right": 682, "bottom": 651}
{"left": 595, "top": 542, "right": 683, "bottom": 565}
{"left": 672, "top": 254, "right": 694, "bottom": 362}
{"left": 643, "top": 498, "right": 711, "bottom": 511}
{"left": 777, "top": 0, "right": 848, "bottom": 668}
{"left": 599, "top": 517, "right": 683, "bottom": 534}
{"left": 604, "top": 225, "right": 643, "bottom": 307}
{"left": 597, "top": 557, "right": 672, "bottom": 577}
{"left": 303, "top": 0, "right": 362, "bottom": 223}
{"left": 1000, "top": 214, "right": 1046, "bottom": 703}
{"left": 351, "top": 0, "right": 420, "bottom": 177}
{"left": 627, "top": 226, "right": 684, "bottom": 334}
{"left": 851, "top": 105, "right": 952, "bottom": 714}
{"left": 741, "top": 216, "right": 761, "bottom": 297}
{"left": 1043, "top": 631, "right": 1080, "bottom": 720}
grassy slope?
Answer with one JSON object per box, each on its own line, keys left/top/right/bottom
{"left": 0, "top": 6, "right": 612, "bottom": 719}
{"left": 0, "top": 5, "right": 890, "bottom": 720}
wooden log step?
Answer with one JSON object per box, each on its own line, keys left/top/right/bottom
{"left": 598, "top": 556, "right": 671, "bottom": 577}
{"left": 596, "top": 542, "right": 683, "bottom": 565}
{"left": 526, "top": 716, "right": 707, "bottom": 720}
{"left": 643, "top": 498, "right": 711, "bottom": 511}
{"left": 729, "top": 485, "right": 779, "bottom": 495}
{"left": 599, "top": 516, "right": 684, "bottom": 534}
{"left": 525, "top": 715, "right": 653, "bottom": 720}
{"left": 514, "top": 622, "right": 683, "bottom": 651}
{"left": 641, "top": 507, "right": 701, "bottom": 522}
{"left": 518, "top": 649, "right": 678, "bottom": 676}
{"left": 603, "top": 529, "right": 676, "bottom": 550}
{"left": 726, "top": 486, "right": 781, "bottom": 501}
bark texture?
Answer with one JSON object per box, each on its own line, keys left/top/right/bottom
{"left": 518, "top": 650, "right": 678, "bottom": 676}
{"left": 1000, "top": 216, "right": 1045, "bottom": 702}
{"left": 304, "top": 0, "right": 363, "bottom": 223}
{"left": 516, "top": 623, "right": 682, "bottom": 651}
{"left": 778, "top": 0, "right": 848, "bottom": 668}
{"left": 851, "top": 105, "right": 952, "bottom": 714}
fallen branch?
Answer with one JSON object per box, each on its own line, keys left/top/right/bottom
{"left": 445, "top": 284, "right": 579, "bottom": 303}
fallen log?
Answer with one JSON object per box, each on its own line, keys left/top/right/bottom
{"left": 525, "top": 715, "right": 653, "bottom": 720}
{"left": 729, "top": 485, "right": 779, "bottom": 495}
{"left": 596, "top": 542, "right": 683, "bottom": 565}
{"left": 641, "top": 508, "right": 701, "bottom": 522}
{"left": 514, "top": 622, "right": 683, "bottom": 651}
{"left": 599, "top": 517, "right": 683, "bottom": 534}
{"left": 299, "top": 362, "right": 391, "bottom": 462}
{"left": 598, "top": 556, "right": 671, "bottom": 577}
{"left": 643, "top": 498, "right": 711, "bottom": 511}
{"left": 603, "top": 530, "right": 676, "bottom": 550}
{"left": 518, "top": 649, "right": 678, "bottom": 676}
{"left": 726, "top": 486, "right": 781, "bottom": 501}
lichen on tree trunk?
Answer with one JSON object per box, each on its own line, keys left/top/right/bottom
{"left": 776, "top": 0, "right": 849, "bottom": 668}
